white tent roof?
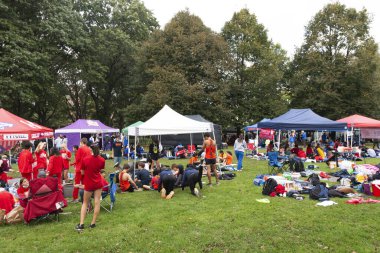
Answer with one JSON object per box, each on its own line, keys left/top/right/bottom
{"left": 128, "top": 105, "right": 213, "bottom": 136}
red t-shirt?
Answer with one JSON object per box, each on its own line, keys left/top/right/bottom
{"left": 119, "top": 171, "right": 131, "bottom": 192}
{"left": 48, "top": 155, "right": 65, "bottom": 175}
{"left": 75, "top": 146, "right": 92, "bottom": 172}
{"left": 60, "top": 150, "right": 72, "bottom": 169}
{"left": 151, "top": 176, "right": 159, "bottom": 190}
{"left": 18, "top": 149, "right": 34, "bottom": 174}
{"left": 82, "top": 155, "right": 105, "bottom": 191}
{"left": 0, "top": 191, "right": 15, "bottom": 214}
{"left": 101, "top": 177, "right": 109, "bottom": 192}
{"left": 17, "top": 186, "right": 30, "bottom": 199}
{"left": 35, "top": 150, "right": 48, "bottom": 170}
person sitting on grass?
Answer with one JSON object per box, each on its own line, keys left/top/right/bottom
{"left": 181, "top": 164, "right": 202, "bottom": 197}
{"left": 158, "top": 166, "right": 176, "bottom": 199}
{"left": 306, "top": 143, "right": 314, "bottom": 158}
{"left": 150, "top": 170, "right": 160, "bottom": 190}
{"left": 119, "top": 164, "right": 139, "bottom": 192}
{"left": 218, "top": 150, "right": 226, "bottom": 164}
{"left": 189, "top": 153, "right": 200, "bottom": 165}
{"left": 135, "top": 162, "right": 151, "bottom": 190}
{"left": 17, "top": 178, "right": 30, "bottom": 208}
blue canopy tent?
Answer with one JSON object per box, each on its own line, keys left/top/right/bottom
{"left": 257, "top": 109, "right": 347, "bottom": 148}
{"left": 257, "top": 109, "right": 347, "bottom": 131}
{"left": 244, "top": 118, "right": 271, "bottom": 131}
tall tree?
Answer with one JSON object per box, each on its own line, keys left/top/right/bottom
{"left": 287, "top": 3, "right": 380, "bottom": 119}
{"left": 222, "top": 9, "right": 288, "bottom": 132}
{"left": 130, "top": 10, "right": 233, "bottom": 126}
{"left": 74, "top": 0, "right": 158, "bottom": 127}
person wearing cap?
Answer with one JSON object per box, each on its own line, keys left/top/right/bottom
{"left": 234, "top": 134, "right": 247, "bottom": 171}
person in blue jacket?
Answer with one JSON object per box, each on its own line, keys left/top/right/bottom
{"left": 181, "top": 164, "right": 203, "bottom": 197}
{"left": 158, "top": 167, "right": 176, "bottom": 199}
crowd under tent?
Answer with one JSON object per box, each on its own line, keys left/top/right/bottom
{"left": 55, "top": 119, "right": 119, "bottom": 151}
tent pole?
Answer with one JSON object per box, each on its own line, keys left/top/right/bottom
{"left": 351, "top": 126, "right": 353, "bottom": 148}
{"left": 127, "top": 135, "right": 130, "bottom": 161}
{"left": 134, "top": 127, "right": 138, "bottom": 180}
{"left": 256, "top": 128, "right": 259, "bottom": 148}
{"left": 9, "top": 149, "right": 11, "bottom": 165}
{"left": 190, "top": 133, "right": 193, "bottom": 152}
{"left": 211, "top": 125, "right": 220, "bottom": 173}
{"left": 46, "top": 138, "right": 49, "bottom": 156}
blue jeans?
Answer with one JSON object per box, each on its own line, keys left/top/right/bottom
{"left": 235, "top": 150, "right": 244, "bottom": 170}
{"left": 114, "top": 156, "right": 122, "bottom": 164}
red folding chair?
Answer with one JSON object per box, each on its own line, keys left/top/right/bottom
{"left": 24, "top": 177, "right": 67, "bottom": 224}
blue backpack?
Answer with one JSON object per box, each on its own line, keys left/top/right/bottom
{"left": 309, "top": 183, "right": 329, "bottom": 200}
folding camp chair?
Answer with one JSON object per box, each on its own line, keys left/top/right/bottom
{"left": 100, "top": 173, "right": 116, "bottom": 212}
{"left": 267, "top": 151, "right": 284, "bottom": 174}
{"left": 24, "top": 177, "right": 67, "bottom": 224}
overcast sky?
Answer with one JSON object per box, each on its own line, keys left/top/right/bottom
{"left": 141, "top": 0, "right": 380, "bottom": 57}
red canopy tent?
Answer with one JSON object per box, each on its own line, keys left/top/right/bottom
{"left": 0, "top": 108, "right": 53, "bottom": 151}
{"left": 337, "top": 114, "right": 380, "bottom": 143}
{"left": 337, "top": 114, "right": 380, "bottom": 128}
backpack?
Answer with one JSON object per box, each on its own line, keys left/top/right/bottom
{"left": 290, "top": 159, "right": 305, "bottom": 172}
{"left": 309, "top": 183, "right": 329, "bottom": 200}
{"left": 262, "top": 178, "right": 278, "bottom": 195}
{"left": 308, "top": 173, "right": 320, "bottom": 186}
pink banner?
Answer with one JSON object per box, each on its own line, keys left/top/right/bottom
{"left": 259, "top": 129, "right": 274, "bottom": 139}
{"left": 361, "top": 128, "right": 380, "bottom": 139}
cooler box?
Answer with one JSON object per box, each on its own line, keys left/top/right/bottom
{"left": 372, "top": 180, "right": 380, "bottom": 197}
{"left": 63, "top": 183, "right": 74, "bottom": 198}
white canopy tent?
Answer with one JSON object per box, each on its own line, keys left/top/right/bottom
{"left": 128, "top": 105, "right": 215, "bottom": 175}
{"left": 128, "top": 105, "right": 213, "bottom": 136}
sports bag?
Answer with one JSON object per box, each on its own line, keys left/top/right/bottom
{"left": 262, "top": 178, "right": 278, "bottom": 196}
{"left": 309, "top": 183, "right": 329, "bottom": 200}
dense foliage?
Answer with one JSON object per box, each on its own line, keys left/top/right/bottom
{"left": 1, "top": 1, "right": 379, "bottom": 129}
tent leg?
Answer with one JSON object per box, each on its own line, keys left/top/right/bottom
{"left": 46, "top": 138, "right": 49, "bottom": 156}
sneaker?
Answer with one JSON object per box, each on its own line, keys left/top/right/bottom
{"left": 75, "top": 224, "right": 84, "bottom": 231}
{"left": 89, "top": 224, "right": 96, "bottom": 229}
{"left": 193, "top": 188, "right": 200, "bottom": 197}
{"left": 166, "top": 191, "right": 175, "bottom": 199}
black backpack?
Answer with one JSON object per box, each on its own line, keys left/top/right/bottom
{"left": 308, "top": 173, "right": 320, "bottom": 186}
{"left": 309, "top": 183, "right": 329, "bottom": 200}
{"left": 290, "top": 159, "right": 305, "bottom": 172}
{"left": 262, "top": 178, "right": 278, "bottom": 195}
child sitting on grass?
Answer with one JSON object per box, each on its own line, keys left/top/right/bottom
{"left": 135, "top": 162, "right": 151, "bottom": 190}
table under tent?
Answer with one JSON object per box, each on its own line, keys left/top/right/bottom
{"left": 55, "top": 119, "right": 119, "bottom": 151}
{"left": 0, "top": 108, "right": 54, "bottom": 163}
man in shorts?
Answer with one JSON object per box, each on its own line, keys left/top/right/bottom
{"left": 202, "top": 133, "right": 219, "bottom": 186}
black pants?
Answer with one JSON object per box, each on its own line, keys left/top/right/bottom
{"left": 162, "top": 175, "right": 176, "bottom": 194}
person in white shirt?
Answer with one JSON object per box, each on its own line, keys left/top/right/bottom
{"left": 54, "top": 135, "right": 63, "bottom": 149}
{"left": 234, "top": 134, "right": 247, "bottom": 171}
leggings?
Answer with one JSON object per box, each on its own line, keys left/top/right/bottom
{"left": 162, "top": 175, "right": 176, "bottom": 194}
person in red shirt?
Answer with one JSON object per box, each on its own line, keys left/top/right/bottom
{"left": 225, "top": 151, "right": 233, "bottom": 165}
{"left": 18, "top": 142, "right": 34, "bottom": 181}
{"left": 0, "top": 189, "right": 16, "bottom": 214}
{"left": 17, "top": 178, "right": 30, "bottom": 208}
{"left": 151, "top": 170, "right": 160, "bottom": 190}
{"left": 60, "top": 144, "right": 72, "bottom": 183}
{"left": 34, "top": 142, "right": 48, "bottom": 179}
{"left": 47, "top": 147, "right": 65, "bottom": 183}
{"left": 75, "top": 146, "right": 104, "bottom": 231}
{"left": 72, "top": 138, "right": 92, "bottom": 202}
{"left": 202, "top": 133, "right": 219, "bottom": 186}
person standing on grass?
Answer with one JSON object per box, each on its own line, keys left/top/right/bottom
{"left": 234, "top": 134, "right": 246, "bottom": 171}
{"left": 34, "top": 142, "right": 48, "bottom": 179}
{"left": 75, "top": 146, "right": 104, "bottom": 231}
{"left": 112, "top": 136, "right": 123, "bottom": 166}
{"left": 18, "top": 142, "right": 34, "bottom": 181}
{"left": 60, "top": 143, "right": 72, "bottom": 183}
{"left": 149, "top": 138, "right": 160, "bottom": 170}
{"left": 47, "top": 147, "right": 65, "bottom": 184}
{"left": 203, "top": 133, "right": 219, "bottom": 186}
{"left": 72, "top": 138, "right": 92, "bottom": 203}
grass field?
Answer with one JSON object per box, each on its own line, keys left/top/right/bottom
{"left": 1, "top": 151, "right": 380, "bottom": 253}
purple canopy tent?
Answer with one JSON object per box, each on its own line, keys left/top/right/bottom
{"left": 55, "top": 119, "right": 119, "bottom": 151}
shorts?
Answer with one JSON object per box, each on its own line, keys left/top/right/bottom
{"left": 205, "top": 158, "right": 216, "bottom": 165}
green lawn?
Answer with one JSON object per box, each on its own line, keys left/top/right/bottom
{"left": 1, "top": 152, "right": 380, "bottom": 253}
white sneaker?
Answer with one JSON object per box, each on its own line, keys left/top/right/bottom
{"left": 194, "top": 188, "right": 199, "bottom": 197}
{"left": 160, "top": 188, "right": 166, "bottom": 199}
